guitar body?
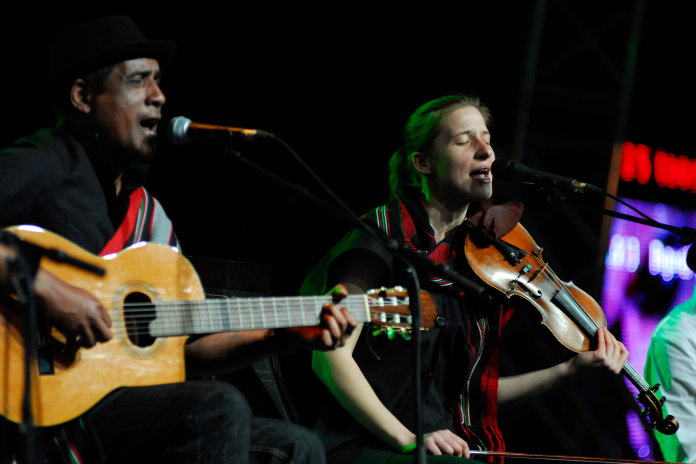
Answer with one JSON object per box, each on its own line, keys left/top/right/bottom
{"left": 0, "top": 226, "right": 202, "bottom": 426}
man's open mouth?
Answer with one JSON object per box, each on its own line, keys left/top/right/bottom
{"left": 140, "top": 118, "right": 159, "bottom": 135}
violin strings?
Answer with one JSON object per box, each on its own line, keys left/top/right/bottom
{"left": 517, "top": 259, "right": 605, "bottom": 337}
{"left": 532, "top": 263, "right": 650, "bottom": 390}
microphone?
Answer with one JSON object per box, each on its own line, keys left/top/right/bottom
{"left": 167, "top": 116, "right": 275, "bottom": 144}
{"left": 491, "top": 160, "right": 603, "bottom": 194}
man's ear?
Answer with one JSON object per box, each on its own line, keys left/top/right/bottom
{"left": 412, "top": 152, "right": 432, "bottom": 175}
{"left": 70, "top": 79, "right": 92, "bottom": 114}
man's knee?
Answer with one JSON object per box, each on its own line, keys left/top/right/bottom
{"left": 194, "top": 381, "right": 252, "bottom": 425}
{"left": 250, "top": 418, "right": 326, "bottom": 464}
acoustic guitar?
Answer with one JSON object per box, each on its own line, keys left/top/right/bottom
{"left": 0, "top": 225, "right": 436, "bottom": 426}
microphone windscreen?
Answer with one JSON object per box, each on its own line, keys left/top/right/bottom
{"left": 167, "top": 116, "right": 192, "bottom": 145}
{"left": 491, "top": 160, "right": 517, "bottom": 181}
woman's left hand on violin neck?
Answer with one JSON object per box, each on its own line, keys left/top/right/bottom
{"left": 565, "top": 327, "right": 630, "bottom": 378}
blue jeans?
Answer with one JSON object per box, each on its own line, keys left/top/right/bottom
{"left": 87, "top": 381, "right": 325, "bottom": 464}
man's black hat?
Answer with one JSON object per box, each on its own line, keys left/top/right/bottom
{"left": 41, "top": 16, "right": 176, "bottom": 94}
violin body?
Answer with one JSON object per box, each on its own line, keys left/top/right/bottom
{"left": 465, "top": 223, "right": 605, "bottom": 353}
{"left": 464, "top": 222, "right": 679, "bottom": 436}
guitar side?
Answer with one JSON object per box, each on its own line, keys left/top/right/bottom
{"left": 0, "top": 226, "right": 202, "bottom": 426}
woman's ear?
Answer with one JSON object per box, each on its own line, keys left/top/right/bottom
{"left": 412, "top": 152, "right": 432, "bottom": 175}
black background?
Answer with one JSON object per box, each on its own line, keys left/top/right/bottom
{"left": 1, "top": 1, "right": 693, "bottom": 459}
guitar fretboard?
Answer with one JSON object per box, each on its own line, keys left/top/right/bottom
{"left": 149, "top": 294, "right": 370, "bottom": 337}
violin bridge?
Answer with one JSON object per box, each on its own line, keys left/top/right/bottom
{"left": 527, "top": 263, "right": 547, "bottom": 284}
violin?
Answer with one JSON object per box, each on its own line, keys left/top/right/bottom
{"left": 463, "top": 223, "right": 679, "bottom": 436}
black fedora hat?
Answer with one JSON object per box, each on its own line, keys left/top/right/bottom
{"left": 40, "top": 16, "right": 176, "bottom": 95}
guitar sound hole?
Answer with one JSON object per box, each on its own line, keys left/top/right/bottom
{"left": 124, "top": 292, "right": 157, "bottom": 347}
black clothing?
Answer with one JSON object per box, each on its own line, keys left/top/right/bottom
{"left": 302, "top": 189, "right": 512, "bottom": 464}
{"left": 0, "top": 125, "right": 143, "bottom": 249}
{"left": 0, "top": 126, "right": 326, "bottom": 464}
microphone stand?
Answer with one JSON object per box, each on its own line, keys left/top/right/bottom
{"left": 221, "top": 148, "right": 492, "bottom": 464}
{"left": 0, "top": 231, "right": 105, "bottom": 464}
{"left": 545, "top": 189, "right": 696, "bottom": 245}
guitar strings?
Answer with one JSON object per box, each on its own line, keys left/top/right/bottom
{"left": 111, "top": 295, "right": 406, "bottom": 314}
{"left": 79, "top": 296, "right": 414, "bottom": 336}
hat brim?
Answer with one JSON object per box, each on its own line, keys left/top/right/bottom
{"left": 39, "top": 39, "right": 176, "bottom": 98}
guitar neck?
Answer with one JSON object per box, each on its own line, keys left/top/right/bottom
{"left": 149, "top": 294, "right": 369, "bottom": 337}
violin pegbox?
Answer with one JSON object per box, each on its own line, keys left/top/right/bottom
{"left": 366, "top": 287, "right": 438, "bottom": 339}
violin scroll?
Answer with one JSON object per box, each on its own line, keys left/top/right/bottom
{"left": 657, "top": 415, "right": 679, "bottom": 435}
{"left": 636, "top": 384, "right": 679, "bottom": 435}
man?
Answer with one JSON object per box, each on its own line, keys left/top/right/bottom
{"left": 0, "top": 16, "right": 356, "bottom": 463}
{"left": 645, "top": 285, "right": 696, "bottom": 463}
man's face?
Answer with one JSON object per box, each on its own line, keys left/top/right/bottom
{"left": 88, "top": 58, "right": 165, "bottom": 161}
{"left": 425, "top": 106, "right": 495, "bottom": 206}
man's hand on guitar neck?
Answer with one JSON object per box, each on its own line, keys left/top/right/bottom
{"left": 34, "top": 269, "right": 113, "bottom": 348}
{"left": 285, "top": 284, "right": 357, "bottom": 351}
{"left": 184, "top": 285, "right": 357, "bottom": 376}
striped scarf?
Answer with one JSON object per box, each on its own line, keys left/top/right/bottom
{"left": 362, "top": 189, "right": 466, "bottom": 293}
{"left": 100, "top": 187, "right": 179, "bottom": 256}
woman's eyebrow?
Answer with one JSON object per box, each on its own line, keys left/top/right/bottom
{"left": 451, "top": 130, "right": 490, "bottom": 139}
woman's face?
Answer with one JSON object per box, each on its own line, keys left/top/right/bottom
{"left": 421, "top": 106, "right": 495, "bottom": 207}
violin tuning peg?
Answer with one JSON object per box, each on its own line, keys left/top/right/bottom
{"left": 651, "top": 384, "right": 661, "bottom": 393}
{"left": 661, "top": 396, "right": 667, "bottom": 405}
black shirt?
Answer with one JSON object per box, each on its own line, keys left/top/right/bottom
{"left": 0, "top": 125, "right": 144, "bottom": 254}
{"left": 301, "top": 190, "right": 510, "bottom": 464}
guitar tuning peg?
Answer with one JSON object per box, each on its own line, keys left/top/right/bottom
{"left": 387, "top": 328, "right": 395, "bottom": 340}
{"left": 372, "top": 327, "right": 389, "bottom": 337}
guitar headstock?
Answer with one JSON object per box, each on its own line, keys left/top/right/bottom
{"left": 366, "top": 287, "right": 438, "bottom": 339}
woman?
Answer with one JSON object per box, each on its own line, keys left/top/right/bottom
{"left": 302, "top": 95, "right": 628, "bottom": 463}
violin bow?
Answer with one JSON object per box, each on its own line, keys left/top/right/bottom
{"left": 470, "top": 450, "right": 671, "bottom": 463}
